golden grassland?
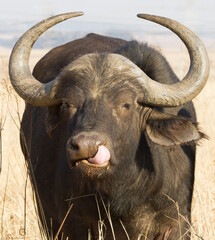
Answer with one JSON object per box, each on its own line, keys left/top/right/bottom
{"left": 0, "top": 46, "right": 215, "bottom": 240}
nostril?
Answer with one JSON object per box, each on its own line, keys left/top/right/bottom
{"left": 67, "top": 134, "right": 106, "bottom": 159}
{"left": 68, "top": 140, "right": 79, "bottom": 152}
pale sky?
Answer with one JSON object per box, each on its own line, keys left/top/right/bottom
{"left": 1, "top": 0, "right": 214, "bottom": 49}
{"left": 1, "top": 0, "right": 214, "bottom": 30}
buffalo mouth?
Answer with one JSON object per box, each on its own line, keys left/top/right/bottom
{"left": 68, "top": 145, "right": 111, "bottom": 169}
{"left": 70, "top": 158, "right": 111, "bottom": 178}
{"left": 74, "top": 159, "right": 110, "bottom": 168}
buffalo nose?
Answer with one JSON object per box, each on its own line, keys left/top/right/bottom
{"left": 67, "top": 133, "right": 104, "bottom": 160}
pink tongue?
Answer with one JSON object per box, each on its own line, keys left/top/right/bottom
{"left": 88, "top": 145, "right": 110, "bottom": 165}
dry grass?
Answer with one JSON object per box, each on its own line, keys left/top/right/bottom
{"left": 0, "top": 46, "right": 214, "bottom": 240}
{"left": 0, "top": 48, "right": 47, "bottom": 240}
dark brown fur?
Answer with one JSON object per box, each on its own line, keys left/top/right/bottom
{"left": 21, "top": 33, "right": 203, "bottom": 239}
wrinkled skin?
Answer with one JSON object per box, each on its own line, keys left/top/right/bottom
{"left": 21, "top": 34, "right": 203, "bottom": 239}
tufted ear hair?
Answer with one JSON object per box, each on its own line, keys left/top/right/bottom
{"left": 145, "top": 111, "right": 205, "bottom": 146}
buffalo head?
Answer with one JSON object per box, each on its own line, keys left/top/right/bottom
{"left": 9, "top": 12, "right": 209, "bottom": 178}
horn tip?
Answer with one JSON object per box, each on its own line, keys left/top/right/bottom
{"left": 137, "top": 13, "right": 154, "bottom": 20}
{"left": 67, "top": 11, "right": 84, "bottom": 17}
{"left": 58, "top": 11, "right": 84, "bottom": 19}
{"left": 137, "top": 13, "right": 148, "bottom": 18}
{"left": 77, "top": 11, "right": 84, "bottom": 16}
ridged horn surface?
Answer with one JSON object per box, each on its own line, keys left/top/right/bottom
{"left": 9, "top": 12, "right": 83, "bottom": 106}
{"left": 136, "top": 14, "right": 209, "bottom": 107}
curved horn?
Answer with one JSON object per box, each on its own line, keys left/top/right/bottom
{"left": 137, "top": 14, "right": 210, "bottom": 107}
{"left": 9, "top": 12, "right": 84, "bottom": 106}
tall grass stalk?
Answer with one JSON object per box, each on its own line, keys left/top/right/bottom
{"left": 0, "top": 48, "right": 214, "bottom": 239}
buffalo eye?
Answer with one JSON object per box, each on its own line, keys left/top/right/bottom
{"left": 120, "top": 103, "right": 131, "bottom": 110}
{"left": 61, "top": 102, "right": 77, "bottom": 109}
{"left": 61, "top": 102, "right": 70, "bottom": 109}
{"left": 60, "top": 102, "right": 77, "bottom": 118}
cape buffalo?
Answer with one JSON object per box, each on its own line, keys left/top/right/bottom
{"left": 9, "top": 12, "right": 209, "bottom": 240}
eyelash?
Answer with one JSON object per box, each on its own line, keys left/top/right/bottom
{"left": 61, "top": 102, "right": 70, "bottom": 108}
{"left": 60, "top": 102, "right": 78, "bottom": 114}
{"left": 121, "top": 103, "right": 131, "bottom": 110}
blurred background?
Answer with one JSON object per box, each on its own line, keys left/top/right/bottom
{"left": 1, "top": 0, "right": 215, "bottom": 49}
{"left": 0, "top": 1, "right": 215, "bottom": 239}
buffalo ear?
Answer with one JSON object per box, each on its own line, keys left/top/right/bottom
{"left": 145, "top": 112, "right": 204, "bottom": 146}
{"left": 45, "top": 105, "right": 60, "bottom": 137}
